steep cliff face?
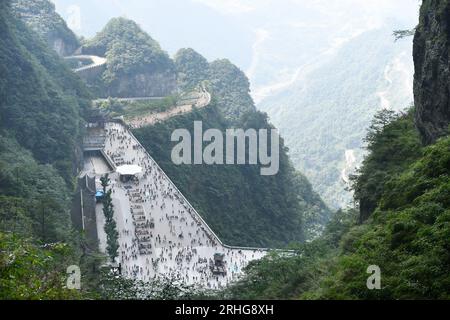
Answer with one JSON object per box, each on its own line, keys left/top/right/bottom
{"left": 11, "top": 0, "right": 79, "bottom": 56}
{"left": 414, "top": 0, "right": 450, "bottom": 144}
{"left": 105, "top": 70, "right": 177, "bottom": 98}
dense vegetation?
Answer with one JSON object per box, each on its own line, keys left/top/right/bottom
{"left": 134, "top": 105, "right": 330, "bottom": 247}
{"left": 351, "top": 109, "right": 422, "bottom": 221}
{"left": 0, "top": 0, "right": 92, "bottom": 182}
{"left": 0, "top": 233, "right": 85, "bottom": 299}
{"left": 220, "top": 208, "right": 358, "bottom": 299}
{"left": 224, "top": 109, "right": 450, "bottom": 299}
{"left": 174, "top": 48, "right": 209, "bottom": 91}
{"left": 207, "top": 59, "right": 258, "bottom": 122}
{"left": 0, "top": 1, "right": 93, "bottom": 299}
{"left": 316, "top": 135, "right": 450, "bottom": 299}
{"left": 0, "top": 136, "right": 73, "bottom": 242}
{"left": 175, "top": 49, "right": 256, "bottom": 122}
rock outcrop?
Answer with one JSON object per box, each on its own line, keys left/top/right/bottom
{"left": 105, "top": 71, "right": 177, "bottom": 98}
{"left": 49, "top": 34, "right": 79, "bottom": 57}
{"left": 413, "top": 0, "right": 450, "bottom": 144}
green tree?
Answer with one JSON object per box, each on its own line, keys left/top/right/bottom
{"left": 100, "top": 174, "right": 119, "bottom": 262}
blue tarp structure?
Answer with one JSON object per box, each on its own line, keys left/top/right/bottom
{"left": 95, "top": 190, "right": 105, "bottom": 199}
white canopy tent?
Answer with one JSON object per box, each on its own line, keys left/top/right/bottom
{"left": 116, "top": 164, "right": 142, "bottom": 176}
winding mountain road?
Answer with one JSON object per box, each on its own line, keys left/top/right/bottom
{"left": 64, "top": 55, "right": 107, "bottom": 73}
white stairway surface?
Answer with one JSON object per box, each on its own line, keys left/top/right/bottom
{"left": 90, "top": 122, "right": 267, "bottom": 290}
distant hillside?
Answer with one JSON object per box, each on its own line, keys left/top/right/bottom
{"left": 258, "top": 26, "right": 415, "bottom": 209}
{"left": 83, "top": 17, "right": 177, "bottom": 98}
{"left": 11, "top": 0, "right": 79, "bottom": 56}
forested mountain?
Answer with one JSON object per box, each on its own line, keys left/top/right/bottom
{"left": 207, "top": 59, "right": 257, "bottom": 122}
{"left": 0, "top": 0, "right": 91, "bottom": 298}
{"left": 82, "top": 17, "right": 177, "bottom": 98}
{"left": 0, "top": 1, "right": 91, "bottom": 182}
{"left": 174, "top": 48, "right": 209, "bottom": 91}
{"left": 175, "top": 49, "right": 256, "bottom": 121}
{"left": 11, "top": 0, "right": 79, "bottom": 56}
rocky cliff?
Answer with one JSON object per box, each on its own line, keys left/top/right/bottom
{"left": 11, "top": 0, "right": 79, "bottom": 56}
{"left": 414, "top": 0, "right": 450, "bottom": 144}
{"left": 104, "top": 70, "right": 177, "bottom": 98}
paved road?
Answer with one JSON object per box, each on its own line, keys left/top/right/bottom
{"left": 64, "top": 55, "right": 107, "bottom": 73}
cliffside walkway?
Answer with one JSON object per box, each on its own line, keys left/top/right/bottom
{"left": 127, "top": 86, "right": 212, "bottom": 129}
{"left": 94, "top": 97, "right": 166, "bottom": 103}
